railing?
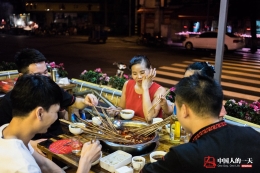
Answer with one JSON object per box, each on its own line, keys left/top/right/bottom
{"left": 224, "top": 115, "right": 260, "bottom": 132}
{"left": 0, "top": 70, "right": 18, "bottom": 77}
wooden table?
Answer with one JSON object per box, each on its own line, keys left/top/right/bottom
{"left": 37, "top": 118, "right": 181, "bottom": 173}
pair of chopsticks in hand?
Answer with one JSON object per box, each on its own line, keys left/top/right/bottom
{"left": 148, "top": 89, "right": 171, "bottom": 114}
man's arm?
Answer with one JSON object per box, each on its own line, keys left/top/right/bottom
{"left": 77, "top": 140, "right": 102, "bottom": 173}
{"left": 32, "top": 150, "right": 64, "bottom": 173}
{"left": 70, "top": 94, "right": 98, "bottom": 110}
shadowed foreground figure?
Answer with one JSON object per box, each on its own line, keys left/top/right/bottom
{"left": 141, "top": 74, "right": 260, "bottom": 173}
{"left": 0, "top": 75, "right": 101, "bottom": 173}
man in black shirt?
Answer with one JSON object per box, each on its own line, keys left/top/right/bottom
{"left": 0, "top": 48, "right": 98, "bottom": 155}
{"left": 141, "top": 75, "right": 260, "bottom": 173}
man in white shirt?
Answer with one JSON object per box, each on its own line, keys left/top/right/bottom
{"left": 0, "top": 75, "right": 101, "bottom": 173}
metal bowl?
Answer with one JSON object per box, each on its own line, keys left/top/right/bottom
{"left": 101, "top": 120, "right": 159, "bottom": 156}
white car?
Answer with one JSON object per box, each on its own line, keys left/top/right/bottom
{"left": 183, "top": 32, "right": 245, "bottom": 51}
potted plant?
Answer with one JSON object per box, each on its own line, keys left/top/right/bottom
{"left": 47, "top": 62, "right": 68, "bottom": 77}
{"left": 79, "top": 68, "right": 110, "bottom": 85}
{"left": 224, "top": 99, "right": 260, "bottom": 125}
{"left": 108, "top": 74, "right": 129, "bottom": 90}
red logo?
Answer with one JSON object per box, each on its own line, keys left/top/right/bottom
{"left": 204, "top": 156, "right": 217, "bottom": 168}
{"left": 241, "top": 165, "right": 252, "bottom": 168}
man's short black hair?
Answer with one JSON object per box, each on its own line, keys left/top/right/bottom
{"left": 14, "top": 48, "right": 47, "bottom": 74}
{"left": 175, "top": 74, "right": 223, "bottom": 118}
{"left": 11, "top": 75, "right": 62, "bottom": 117}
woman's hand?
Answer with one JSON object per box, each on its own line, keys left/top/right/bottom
{"left": 159, "top": 94, "right": 174, "bottom": 116}
{"left": 142, "top": 68, "right": 156, "bottom": 90}
{"left": 106, "top": 106, "right": 122, "bottom": 117}
{"left": 159, "top": 94, "right": 167, "bottom": 107}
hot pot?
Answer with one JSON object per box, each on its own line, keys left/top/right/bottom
{"left": 100, "top": 120, "right": 159, "bottom": 156}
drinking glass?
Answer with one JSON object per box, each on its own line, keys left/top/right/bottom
{"left": 70, "top": 137, "right": 83, "bottom": 153}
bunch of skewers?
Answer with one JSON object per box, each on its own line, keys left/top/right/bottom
{"left": 60, "top": 106, "right": 176, "bottom": 145}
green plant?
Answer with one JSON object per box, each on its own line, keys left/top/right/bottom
{"left": 224, "top": 99, "right": 260, "bottom": 125}
{"left": 80, "top": 68, "right": 109, "bottom": 85}
{"left": 47, "top": 62, "right": 68, "bottom": 77}
{"left": 0, "top": 61, "right": 17, "bottom": 71}
{"left": 108, "top": 74, "right": 129, "bottom": 90}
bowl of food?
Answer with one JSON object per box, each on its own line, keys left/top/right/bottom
{"left": 120, "top": 109, "right": 135, "bottom": 120}
{"left": 150, "top": 151, "right": 167, "bottom": 163}
{"left": 92, "top": 152, "right": 103, "bottom": 166}
{"left": 101, "top": 121, "right": 160, "bottom": 156}
{"left": 92, "top": 117, "right": 102, "bottom": 126}
{"left": 69, "top": 123, "right": 86, "bottom": 135}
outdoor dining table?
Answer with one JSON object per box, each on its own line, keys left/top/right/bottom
{"left": 37, "top": 116, "right": 181, "bottom": 173}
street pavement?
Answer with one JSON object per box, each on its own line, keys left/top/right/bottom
{"left": 153, "top": 54, "right": 259, "bottom": 102}
{"left": 0, "top": 34, "right": 259, "bottom": 102}
{"left": 120, "top": 36, "right": 260, "bottom": 102}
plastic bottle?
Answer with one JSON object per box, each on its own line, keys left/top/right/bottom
{"left": 174, "top": 121, "right": 181, "bottom": 141}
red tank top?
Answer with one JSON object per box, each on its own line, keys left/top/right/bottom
{"left": 125, "top": 80, "right": 163, "bottom": 119}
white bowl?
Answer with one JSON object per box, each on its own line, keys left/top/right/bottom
{"left": 92, "top": 152, "right": 102, "bottom": 166}
{"left": 120, "top": 109, "right": 135, "bottom": 120}
{"left": 152, "top": 118, "right": 163, "bottom": 124}
{"left": 150, "top": 151, "right": 167, "bottom": 163}
{"left": 152, "top": 118, "right": 163, "bottom": 131}
{"left": 69, "top": 123, "right": 86, "bottom": 135}
{"left": 92, "top": 117, "right": 102, "bottom": 126}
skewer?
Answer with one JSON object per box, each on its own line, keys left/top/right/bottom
{"left": 148, "top": 89, "right": 171, "bottom": 114}
{"left": 60, "top": 119, "right": 132, "bottom": 143}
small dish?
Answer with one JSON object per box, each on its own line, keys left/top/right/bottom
{"left": 120, "top": 109, "right": 135, "bottom": 120}
{"left": 69, "top": 123, "right": 86, "bottom": 135}
{"left": 152, "top": 118, "right": 163, "bottom": 131}
{"left": 91, "top": 152, "right": 102, "bottom": 166}
{"left": 150, "top": 151, "right": 167, "bottom": 163}
{"left": 92, "top": 117, "right": 102, "bottom": 126}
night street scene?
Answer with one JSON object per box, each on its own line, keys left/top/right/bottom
{"left": 0, "top": 0, "right": 260, "bottom": 173}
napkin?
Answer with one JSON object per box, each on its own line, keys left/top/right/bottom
{"left": 58, "top": 77, "right": 70, "bottom": 85}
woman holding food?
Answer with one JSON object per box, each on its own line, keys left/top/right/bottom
{"left": 108, "top": 55, "right": 166, "bottom": 122}
{"left": 159, "top": 61, "right": 226, "bottom": 119}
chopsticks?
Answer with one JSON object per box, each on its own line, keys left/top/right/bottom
{"left": 148, "top": 89, "right": 171, "bottom": 114}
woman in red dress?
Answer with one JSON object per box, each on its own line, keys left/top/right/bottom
{"left": 109, "top": 55, "right": 166, "bottom": 122}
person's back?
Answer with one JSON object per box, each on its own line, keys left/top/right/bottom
{"left": 142, "top": 74, "right": 260, "bottom": 173}
{"left": 0, "top": 124, "right": 41, "bottom": 172}
{"left": 170, "top": 124, "right": 260, "bottom": 173}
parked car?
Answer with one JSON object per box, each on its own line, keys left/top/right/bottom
{"left": 183, "top": 32, "right": 245, "bottom": 51}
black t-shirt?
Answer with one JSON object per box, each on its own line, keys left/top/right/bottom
{"left": 141, "top": 122, "right": 260, "bottom": 173}
{"left": 0, "top": 88, "right": 75, "bottom": 139}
